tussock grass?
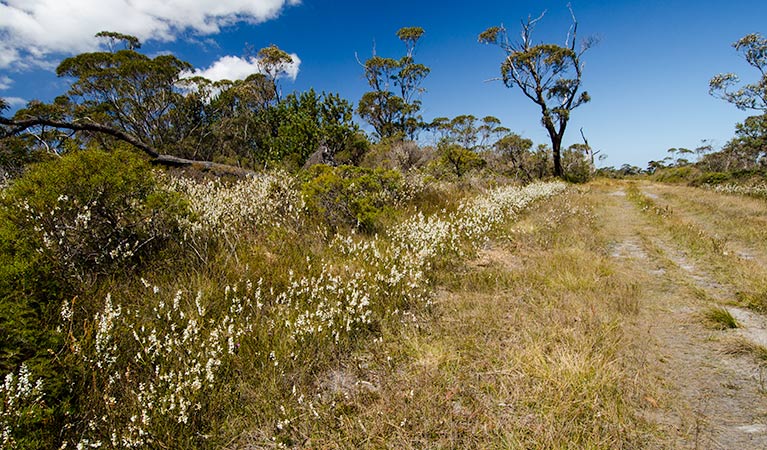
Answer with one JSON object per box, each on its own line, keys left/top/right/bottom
{"left": 295, "top": 189, "right": 657, "bottom": 448}
{"left": 702, "top": 306, "right": 740, "bottom": 330}
{"left": 723, "top": 337, "right": 767, "bottom": 364}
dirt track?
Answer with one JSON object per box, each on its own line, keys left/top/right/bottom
{"left": 597, "top": 182, "right": 767, "bottom": 449}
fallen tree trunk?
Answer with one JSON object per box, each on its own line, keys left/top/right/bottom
{"left": 0, "top": 116, "right": 255, "bottom": 176}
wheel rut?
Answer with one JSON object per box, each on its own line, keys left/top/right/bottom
{"left": 597, "top": 184, "right": 767, "bottom": 449}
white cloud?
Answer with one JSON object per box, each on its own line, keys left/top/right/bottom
{"left": 187, "top": 54, "right": 301, "bottom": 82}
{"left": 0, "top": 76, "right": 12, "bottom": 90}
{"left": 0, "top": 0, "right": 301, "bottom": 69}
{"left": 2, "top": 96, "right": 27, "bottom": 108}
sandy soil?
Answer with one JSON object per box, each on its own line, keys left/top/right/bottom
{"left": 600, "top": 184, "right": 767, "bottom": 449}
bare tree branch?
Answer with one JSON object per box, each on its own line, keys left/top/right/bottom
{"left": 0, "top": 116, "right": 254, "bottom": 176}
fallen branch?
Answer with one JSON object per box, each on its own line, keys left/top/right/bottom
{"left": 0, "top": 116, "right": 254, "bottom": 176}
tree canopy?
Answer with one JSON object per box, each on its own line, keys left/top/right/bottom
{"left": 358, "top": 27, "right": 430, "bottom": 141}
{"left": 710, "top": 33, "right": 767, "bottom": 112}
{"left": 479, "top": 8, "right": 593, "bottom": 177}
{"left": 1, "top": 32, "right": 361, "bottom": 175}
{"left": 707, "top": 33, "right": 767, "bottom": 172}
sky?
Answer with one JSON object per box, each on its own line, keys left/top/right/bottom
{"left": 1, "top": 0, "right": 766, "bottom": 168}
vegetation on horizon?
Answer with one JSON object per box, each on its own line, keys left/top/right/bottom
{"left": 1, "top": 7, "right": 766, "bottom": 449}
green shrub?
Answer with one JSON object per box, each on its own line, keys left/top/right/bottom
{"left": 694, "top": 171, "right": 731, "bottom": 186}
{"left": 651, "top": 166, "right": 701, "bottom": 183}
{"left": 562, "top": 147, "right": 593, "bottom": 183}
{"left": 438, "top": 144, "right": 485, "bottom": 177}
{"left": 1, "top": 148, "right": 187, "bottom": 284}
{"left": 301, "top": 165, "right": 404, "bottom": 232}
{"left": 0, "top": 148, "right": 188, "bottom": 448}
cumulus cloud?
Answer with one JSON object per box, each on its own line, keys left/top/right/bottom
{"left": 188, "top": 54, "right": 301, "bottom": 82}
{"left": 0, "top": 0, "right": 300, "bottom": 69}
{"left": 2, "top": 96, "right": 27, "bottom": 108}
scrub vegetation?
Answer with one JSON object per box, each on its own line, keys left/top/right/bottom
{"left": 1, "top": 11, "right": 767, "bottom": 450}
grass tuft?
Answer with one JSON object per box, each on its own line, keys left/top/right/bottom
{"left": 703, "top": 306, "right": 740, "bottom": 330}
{"left": 723, "top": 337, "right": 767, "bottom": 363}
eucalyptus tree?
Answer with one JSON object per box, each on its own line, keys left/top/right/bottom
{"left": 477, "top": 115, "right": 510, "bottom": 150}
{"left": 358, "top": 27, "right": 430, "bottom": 140}
{"left": 448, "top": 114, "right": 479, "bottom": 148}
{"left": 495, "top": 132, "right": 533, "bottom": 157}
{"left": 1, "top": 31, "right": 364, "bottom": 174}
{"left": 709, "top": 33, "right": 767, "bottom": 169}
{"left": 495, "top": 132, "right": 542, "bottom": 181}
{"left": 479, "top": 8, "right": 593, "bottom": 177}
{"left": 428, "top": 114, "right": 508, "bottom": 150}
{"left": 54, "top": 32, "right": 197, "bottom": 153}
{"left": 710, "top": 33, "right": 767, "bottom": 112}
{"left": 255, "top": 44, "right": 295, "bottom": 102}
{"left": 2, "top": 32, "right": 316, "bottom": 172}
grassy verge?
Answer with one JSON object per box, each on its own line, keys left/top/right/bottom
{"left": 291, "top": 188, "right": 657, "bottom": 448}
{"left": 0, "top": 153, "right": 567, "bottom": 449}
{"left": 625, "top": 183, "right": 767, "bottom": 312}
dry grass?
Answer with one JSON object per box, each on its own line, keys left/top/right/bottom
{"left": 626, "top": 182, "right": 767, "bottom": 312}
{"left": 289, "top": 189, "right": 657, "bottom": 448}
{"left": 652, "top": 184, "right": 767, "bottom": 252}
{"left": 723, "top": 336, "right": 767, "bottom": 364}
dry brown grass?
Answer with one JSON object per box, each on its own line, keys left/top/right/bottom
{"left": 626, "top": 182, "right": 767, "bottom": 312}
{"left": 290, "top": 189, "right": 657, "bottom": 448}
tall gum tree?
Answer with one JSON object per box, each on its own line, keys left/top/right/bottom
{"left": 357, "top": 27, "right": 430, "bottom": 141}
{"left": 255, "top": 44, "right": 295, "bottom": 102}
{"left": 479, "top": 7, "right": 593, "bottom": 177}
{"left": 710, "top": 33, "right": 767, "bottom": 168}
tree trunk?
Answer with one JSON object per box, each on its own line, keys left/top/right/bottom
{"left": 552, "top": 137, "right": 563, "bottom": 178}
{"left": 540, "top": 111, "right": 564, "bottom": 178}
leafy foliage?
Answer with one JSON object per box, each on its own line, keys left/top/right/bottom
{"left": 55, "top": 46, "right": 195, "bottom": 152}
{"left": 710, "top": 33, "right": 767, "bottom": 112}
{"left": 479, "top": 9, "right": 592, "bottom": 177}
{"left": 267, "top": 90, "right": 367, "bottom": 168}
{"left": 358, "top": 27, "right": 430, "bottom": 141}
{"left": 698, "top": 114, "right": 767, "bottom": 173}
{"left": 439, "top": 143, "right": 486, "bottom": 177}
{"left": 429, "top": 115, "right": 509, "bottom": 150}
{"left": 2, "top": 33, "right": 362, "bottom": 171}
{"left": 0, "top": 149, "right": 188, "bottom": 448}
{"left": 255, "top": 44, "right": 295, "bottom": 101}
{"left": 301, "top": 165, "right": 405, "bottom": 232}
{"left": 562, "top": 143, "right": 593, "bottom": 183}
{"left": 1, "top": 148, "right": 186, "bottom": 284}
{"left": 491, "top": 136, "right": 553, "bottom": 181}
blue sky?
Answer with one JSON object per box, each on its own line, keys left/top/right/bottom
{"left": 1, "top": 0, "right": 766, "bottom": 168}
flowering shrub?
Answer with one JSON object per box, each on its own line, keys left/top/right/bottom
{"left": 331, "top": 181, "right": 568, "bottom": 318}
{"left": 1, "top": 364, "right": 45, "bottom": 449}
{"left": 59, "top": 281, "right": 260, "bottom": 448}
{"left": 0, "top": 149, "right": 187, "bottom": 283}
{"left": 163, "top": 170, "right": 304, "bottom": 243}
{"left": 707, "top": 182, "right": 767, "bottom": 199}
{"left": 279, "top": 266, "right": 375, "bottom": 343}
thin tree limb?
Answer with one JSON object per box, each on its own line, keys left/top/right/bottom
{"left": 0, "top": 116, "right": 255, "bottom": 176}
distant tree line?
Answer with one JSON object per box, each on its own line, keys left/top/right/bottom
{"left": 1, "top": 9, "right": 599, "bottom": 182}
{"left": 627, "top": 33, "right": 767, "bottom": 181}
